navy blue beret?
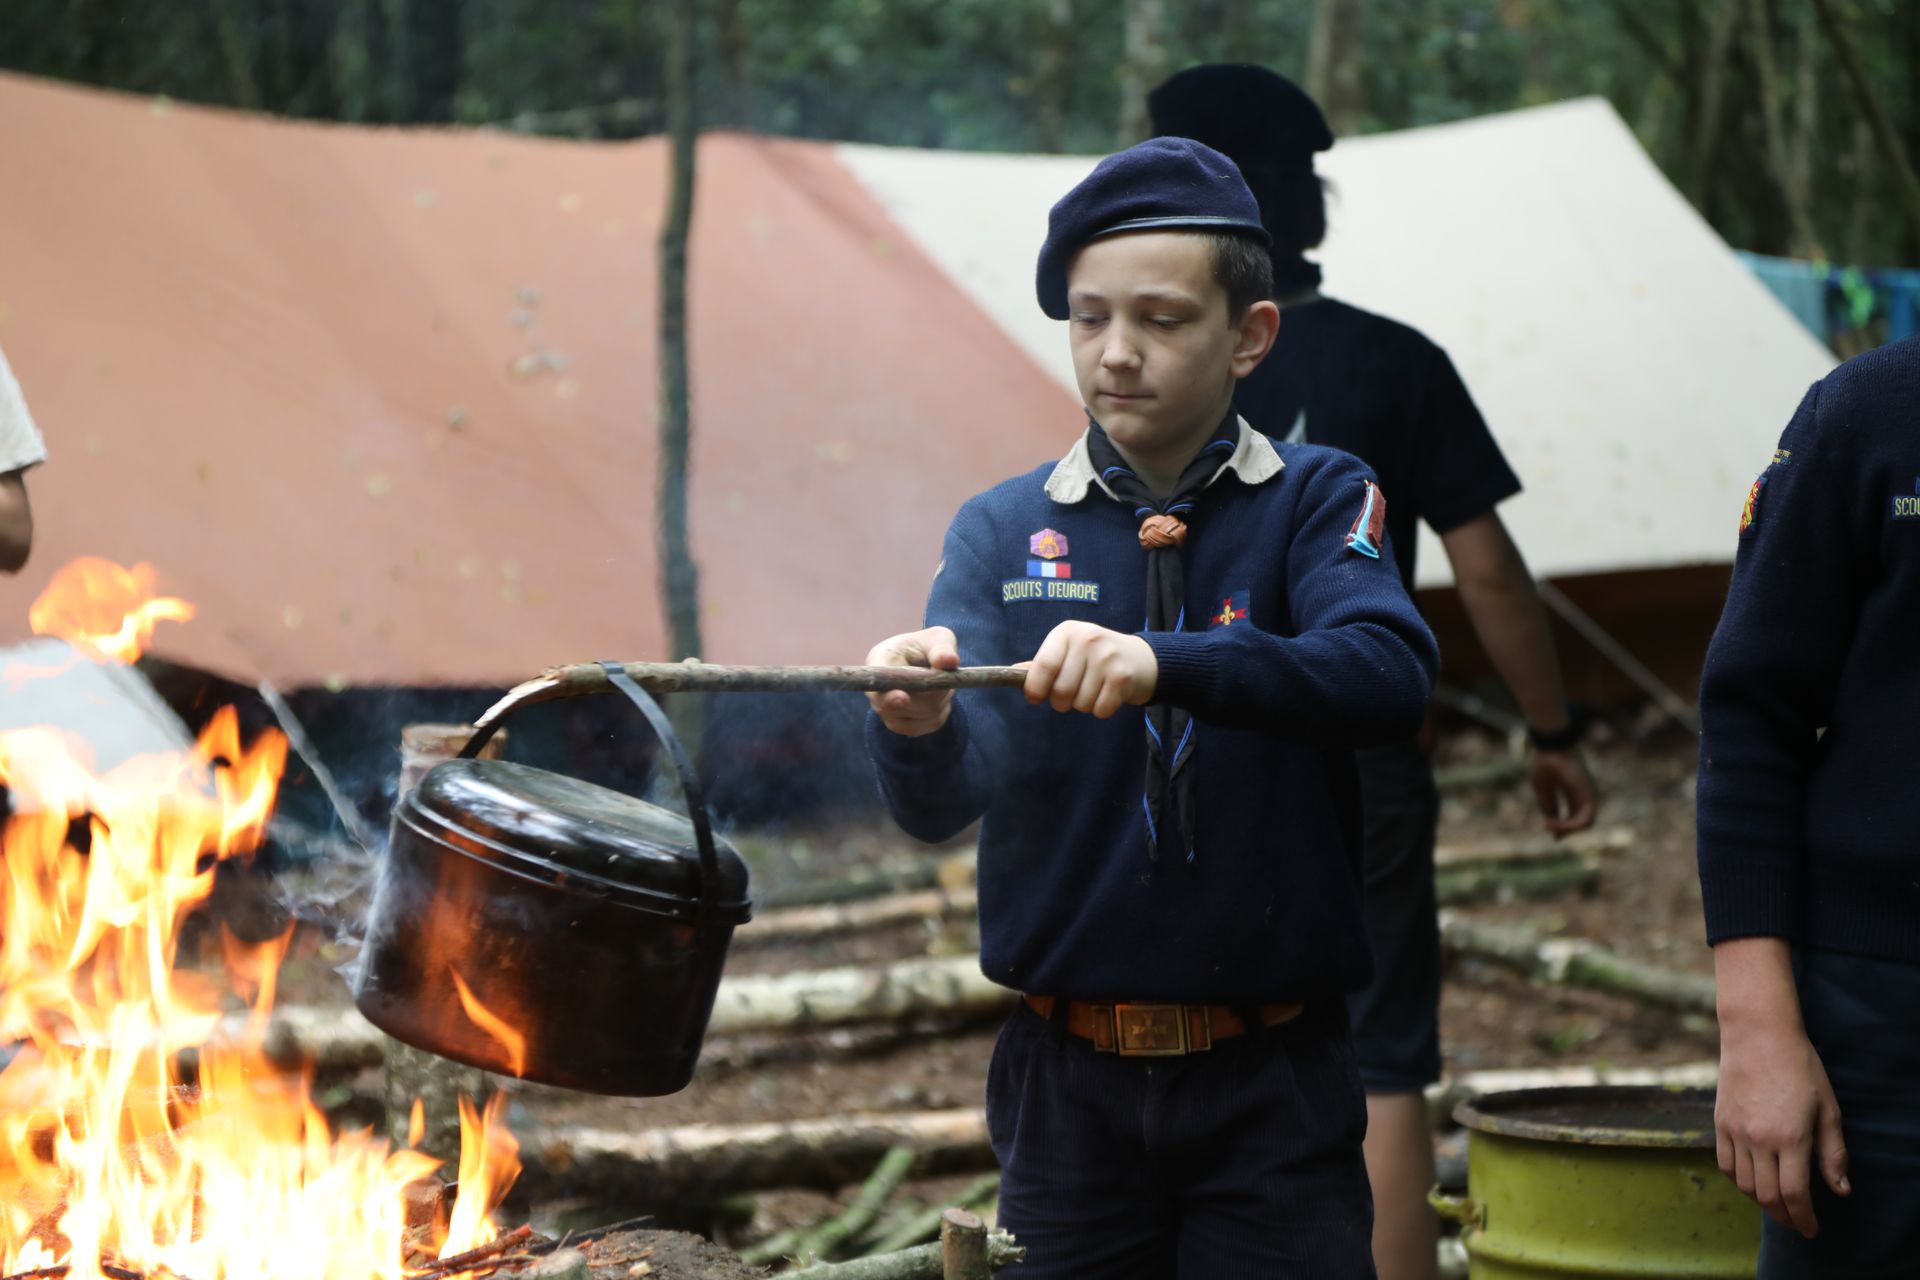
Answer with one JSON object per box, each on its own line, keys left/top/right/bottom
{"left": 1147, "top": 65, "right": 1334, "bottom": 167}
{"left": 1035, "top": 136, "right": 1269, "bottom": 321}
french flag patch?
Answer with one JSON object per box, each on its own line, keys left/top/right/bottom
{"left": 1345, "top": 480, "right": 1386, "bottom": 559}
{"left": 1027, "top": 560, "right": 1071, "bottom": 579}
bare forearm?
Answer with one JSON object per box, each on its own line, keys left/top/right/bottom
{"left": 1714, "top": 936, "right": 1802, "bottom": 1033}
{"left": 1443, "top": 514, "right": 1568, "bottom": 730}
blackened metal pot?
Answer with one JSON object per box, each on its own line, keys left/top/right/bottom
{"left": 352, "top": 663, "right": 751, "bottom": 1096}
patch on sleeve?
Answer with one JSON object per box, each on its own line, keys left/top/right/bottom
{"left": 1345, "top": 480, "right": 1386, "bottom": 559}
{"left": 1739, "top": 474, "right": 1766, "bottom": 534}
{"left": 1207, "top": 590, "right": 1250, "bottom": 629}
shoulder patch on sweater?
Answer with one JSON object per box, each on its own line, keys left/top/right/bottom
{"left": 1345, "top": 480, "right": 1386, "bottom": 559}
{"left": 1740, "top": 474, "right": 1766, "bottom": 534}
{"left": 1741, "top": 448, "right": 1795, "bottom": 534}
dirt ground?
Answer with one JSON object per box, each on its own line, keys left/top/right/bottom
{"left": 252, "top": 713, "right": 1721, "bottom": 1261}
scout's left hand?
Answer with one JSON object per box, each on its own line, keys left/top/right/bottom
{"left": 1529, "top": 748, "right": 1597, "bottom": 836}
{"left": 1021, "top": 621, "right": 1157, "bottom": 718}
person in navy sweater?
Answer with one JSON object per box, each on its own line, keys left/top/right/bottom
{"left": 865, "top": 137, "right": 1438, "bottom": 1276}
{"left": 1698, "top": 335, "right": 1920, "bottom": 1277}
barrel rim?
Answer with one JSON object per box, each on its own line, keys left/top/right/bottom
{"left": 1451, "top": 1084, "right": 1717, "bottom": 1149}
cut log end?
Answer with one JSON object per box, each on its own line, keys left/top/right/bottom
{"left": 939, "top": 1209, "right": 989, "bottom": 1280}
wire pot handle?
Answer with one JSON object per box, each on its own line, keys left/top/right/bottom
{"left": 459, "top": 660, "right": 725, "bottom": 931}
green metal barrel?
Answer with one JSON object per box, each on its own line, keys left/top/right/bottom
{"left": 1431, "top": 1086, "right": 1761, "bottom": 1279}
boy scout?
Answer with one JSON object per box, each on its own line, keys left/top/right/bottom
{"left": 1699, "top": 335, "right": 1920, "bottom": 1276}
{"left": 865, "top": 138, "right": 1438, "bottom": 1275}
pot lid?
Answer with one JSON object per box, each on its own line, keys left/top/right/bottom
{"left": 400, "top": 758, "right": 751, "bottom": 923}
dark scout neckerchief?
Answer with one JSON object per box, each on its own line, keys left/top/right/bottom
{"left": 1084, "top": 411, "right": 1239, "bottom": 864}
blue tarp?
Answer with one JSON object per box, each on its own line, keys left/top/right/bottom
{"left": 1737, "top": 250, "right": 1920, "bottom": 349}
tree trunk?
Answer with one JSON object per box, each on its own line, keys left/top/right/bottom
{"left": 1745, "top": 0, "right": 1823, "bottom": 255}
{"left": 381, "top": 724, "right": 505, "bottom": 1162}
{"left": 657, "top": 0, "right": 706, "bottom": 750}
{"left": 1304, "top": 0, "right": 1366, "bottom": 135}
{"left": 1812, "top": 0, "right": 1920, "bottom": 257}
{"left": 210, "top": 0, "right": 263, "bottom": 110}
{"left": 716, "top": 0, "right": 752, "bottom": 127}
{"left": 378, "top": 0, "right": 414, "bottom": 121}
{"left": 518, "top": 1109, "right": 995, "bottom": 1203}
{"left": 1114, "top": 0, "right": 1166, "bottom": 147}
{"left": 1035, "top": 0, "right": 1073, "bottom": 153}
{"left": 1684, "top": 0, "right": 1742, "bottom": 211}
{"left": 330, "top": 0, "right": 376, "bottom": 122}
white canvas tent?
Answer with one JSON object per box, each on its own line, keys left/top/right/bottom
{"left": 838, "top": 97, "right": 1836, "bottom": 589}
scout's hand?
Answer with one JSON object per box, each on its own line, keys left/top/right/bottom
{"left": 1529, "top": 748, "right": 1598, "bottom": 836}
{"left": 1022, "top": 621, "right": 1157, "bottom": 718}
{"left": 1714, "top": 938, "right": 1849, "bottom": 1239}
{"left": 866, "top": 627, "right": 960, "bottom": 737}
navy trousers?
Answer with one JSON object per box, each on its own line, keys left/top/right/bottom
{"left": 987, "top": 999, "right": 1376, "bottom": 1278}
{"left": 1759, "top": 948, "right": 1920, "bottom": 1278}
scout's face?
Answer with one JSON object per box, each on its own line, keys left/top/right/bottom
{"left": 1066, "top": 231, "right": 1276, "bottom": 475}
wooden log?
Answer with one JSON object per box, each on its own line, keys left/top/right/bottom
{"left": 473, "top": 663, "right": 1028, "bottom": 730}
{"left": 1433, "top": 756, "right": 1527, "bottom": 792}
{"left": 706, "top": 955, "right": 1012, "bottom": 1037}
{"left": 1432, "top": 826, "right": 1633, "bottom": 869}
{"left": 519, "top": 1109, "right": 993, "bottom": 1204}
{"left": 740, "top": 887, "right": 979, "bottom": 947}
{"left": 755, "top": 850, "right": 975, "bottom": 912}
{"left": 1434, "top": 856, "right": 1597, "bottom": 907}
{"left": 251, "top": 953, "right": 1011, "bottom": 1076}
{"left": 1440, "top": 914, "right": 1716, "bottom": 1015}
{"left": 940, "top": 1210, "right": 989, "bottom": 1280}
{"left": 781, "top": 1231, "right": 1023, "bottom": 1280}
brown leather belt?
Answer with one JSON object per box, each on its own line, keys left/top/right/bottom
{"left": 1023, "top": 994, "right": 1305, "bottom": 1056}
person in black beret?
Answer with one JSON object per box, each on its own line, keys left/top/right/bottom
{"left": 865, "top": 134, "right": 1439, "bottom": 1275}
{"left": 1150, "top": 64, "right": 1598, "bottom": 1280}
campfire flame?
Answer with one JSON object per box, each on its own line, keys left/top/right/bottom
{"left": 0, "top": 560, "right": 522, "bottom": 1280}
{"left": 27, "top": 558, "right": 195, "bottom": 665}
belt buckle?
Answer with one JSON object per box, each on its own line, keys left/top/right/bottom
{"left": 1111, "top": 1003, "right": 1188, "bottom": 1056}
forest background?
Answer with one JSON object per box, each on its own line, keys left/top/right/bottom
{"left": 4, "top": 0, "right": 1918, "bottom": 273}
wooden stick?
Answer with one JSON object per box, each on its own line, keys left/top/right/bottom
{"left": 863, "top": 1173, "right": 1001, "bottom": 1256}
{"left": 782, "top": 1231, "right": 1023, "bottom": 1279}
{"left": 0, "top": 1264, "right": 197, "bottom": 1280}
{"left": 474, "top": 662, "right": 1026, "bottom": 731}
{"left": 797, "top": 1145, "right": 919, "bottom": 1263}
{"left": 409, "top": 1225, "right": 536, "bottom": 1278}
{"left": 520, "top": 1216, "right": 655, "bottom": 1258}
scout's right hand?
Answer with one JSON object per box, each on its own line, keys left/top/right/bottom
{"left": 1713, "top": 938, "right": 1850, "bottom": 1239}
{"left": 866, "top": 626, "right": 960, "bottom": 737}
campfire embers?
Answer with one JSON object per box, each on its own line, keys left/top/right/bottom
{"left": 0, "top": 560, "right": 521, "bottom": 1280}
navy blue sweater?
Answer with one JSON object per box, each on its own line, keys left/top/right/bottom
{"left": 1698, "top": 336, "right": 1920, "bottom": 962}
{"left": 868, "top": 422, "right": 1439, "bottom": 1003}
